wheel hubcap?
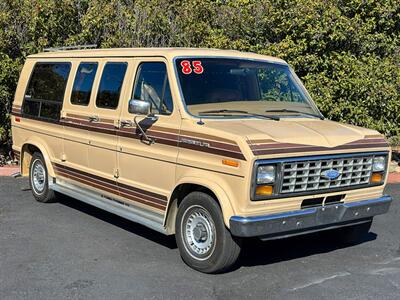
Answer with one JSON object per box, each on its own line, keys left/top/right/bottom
{"left": 32, "top": 160, "right": 46, "bottom": 194}
{"left": 182, "top": 206, "right": 216, "bottom": 259}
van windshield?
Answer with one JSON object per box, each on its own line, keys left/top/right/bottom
{"left": 175, "top": 58, "right": 321, "bottom": 118}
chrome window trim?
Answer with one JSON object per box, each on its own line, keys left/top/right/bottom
{"left": 251, "top": 151, "right": 389, "bottom": 201}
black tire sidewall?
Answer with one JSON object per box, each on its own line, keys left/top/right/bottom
{"left": 176, "top": 191, "right": 238, "bottom": 273}
{"left": 29, "top": 153, "right": 50, "bottom": 202}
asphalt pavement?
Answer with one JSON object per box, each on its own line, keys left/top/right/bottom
{"left": 0, "top": 177, "right": 399, "bottom": 299}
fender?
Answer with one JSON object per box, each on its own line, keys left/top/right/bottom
{"left": 21, "top": 138, "right": 56, "bottom": 178}
{"left": 165, "top": 176, "right": 237, "bottom": 228}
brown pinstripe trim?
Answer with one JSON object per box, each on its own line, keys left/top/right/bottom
{"left": 13, "top": 150, "right": 20, "bottom": 160}
{"left": 59, "top": 163, "right": 167, "bottom": 201}
{"left": 12, "top": 104, "right": 21, "bottom": 114}
{"left": 14, "top": 112, "right": 245, "bottom": 159}
{"left": 66, "top": 113, "right": 115, "bottom": 124}
{"left": 364, "top": 134, "right": 384, "bottom": 139}
{"left": 179, "top": 129, "right": 236, "bottom": 145}
{"left": 53, "top": 163, "right": 167, "bottom": 210}
{"left": 249, "top": 138, "right": 389, "bottom": 155}
{"left": 247, "top": 139, "right": 276, "bottom": 145}
{"left": 60, "top": 116, "right": 246, "bottom": 160}
{"left": 64, "top": 113, "right": 237, "bottom": 144}
{"left": 250, "top": 138, "right": 388, "bottom": 151}
{"left": 12, "top": 110, "right": 388, "bottom": 159}
{"left": 178, "top": 142, "right": 245, "bottom": 160}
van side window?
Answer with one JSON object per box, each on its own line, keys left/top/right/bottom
{"left": 23, "top": 62, "right": 71, "bottom": 121}
{"left": 71, "top": 63, "right": 98, "bottom": 106}
{"left": 132, "top": 62, "right": 173, "bottom": 115}
{"left": 96, "top": 62, "right": 127, "bottom": 109}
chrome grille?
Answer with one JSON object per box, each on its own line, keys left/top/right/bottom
{"left": 280, "top": 155, "right": 374, "bottom": 194}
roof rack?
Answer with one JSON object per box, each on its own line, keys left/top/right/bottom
{"left": 43, "top": 44, "right": 98, "bottom": 52}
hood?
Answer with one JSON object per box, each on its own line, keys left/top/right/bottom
{"left": 199, "top": 117, "right": 387, "bottom": 157}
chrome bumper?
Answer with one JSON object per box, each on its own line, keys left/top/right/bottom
{"left": 230, "top": 195, "right": 392, "bottom": 238}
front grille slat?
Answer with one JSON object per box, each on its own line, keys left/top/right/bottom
{"left": 280, "top": 155, "right": 374, "bottom": 194}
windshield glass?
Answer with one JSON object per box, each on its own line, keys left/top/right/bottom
{"left": 175, "top": 58, "right": 321, "bottom": 118}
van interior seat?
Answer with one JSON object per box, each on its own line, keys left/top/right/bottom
{"left": 205, "top": 88, "right": 243, "bottom": 103}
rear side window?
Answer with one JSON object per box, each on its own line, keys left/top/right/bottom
{"left": 71, "top": 63, "right": 98, "bottom": 106}
{"left": 23, "top": 62, "right": 71, "bottom": 121}
{"left": 132, "top": 62, "right": 173, "bottom": 115}
{"left": 96, "top": 62, "right": 127, "bottom": 109}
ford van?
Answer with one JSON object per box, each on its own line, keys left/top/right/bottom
{"left": 11, "top": 47, "right": 392, "bottom": 273}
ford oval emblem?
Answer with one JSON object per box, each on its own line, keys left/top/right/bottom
{"left": 321, "top": 169, "right": 340, "bottom": 180}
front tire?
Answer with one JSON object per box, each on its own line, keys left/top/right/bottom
{"left": 29, "top": 152, "right": 57, "bottom": 203}
{"left": 175, "top": 191, "right": 241, "bottom": 273}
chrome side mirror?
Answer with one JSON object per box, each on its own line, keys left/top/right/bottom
{"left": 128, "top": 99, "right": 151, "bottom": 115}
{"left": 128, "top": 99, "right": 157, "bottom": 145}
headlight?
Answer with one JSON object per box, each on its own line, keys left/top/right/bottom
{"left": 373, "top": 156, "right": 385, "bottom": 172}
{"left": 257, "top": 165, "right": 275, "bottom": 184}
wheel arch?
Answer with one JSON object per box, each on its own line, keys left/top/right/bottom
{"left": 164, "top": 177, "right": 236, "bottom": 234}
{"left": 21, "top": 140, "right": 55, "bottom": 178}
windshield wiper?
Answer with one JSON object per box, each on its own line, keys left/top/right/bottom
{"left": 199, "top": 109, "right": 280, "bottom": 121}
{"left": 265, "top": 109, "right": 324, "bottom": 120}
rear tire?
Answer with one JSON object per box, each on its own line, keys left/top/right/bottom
{"left": 29, "top": 152, "right": 57, "bottom": 203}
{"left": 175, "top": 191, "right": 241, "bottom": 273}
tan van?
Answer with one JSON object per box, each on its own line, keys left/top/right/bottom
{"left": 11, "top": 47, "right": 392, "bottom": 273}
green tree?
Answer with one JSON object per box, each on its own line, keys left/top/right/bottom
{"left": 0, "top": 0, "right": 399, "bottom": 152}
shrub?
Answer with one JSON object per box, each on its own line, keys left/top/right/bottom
{"left": 0, "top": 0, "right": 399, "bottom": 151}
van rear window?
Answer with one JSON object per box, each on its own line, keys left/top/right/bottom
{"left": 23, "top": 62, "right": 71, "bottom": 121}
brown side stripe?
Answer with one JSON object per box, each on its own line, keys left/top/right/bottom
{"left": 118, "top": 127, "right": 245, "bottom": 160}
{"left": 13, "top": 150, "right": 20, "bottom": 161}
{"left": 58, "top": 163, "right": 167, "bottom": 201}
{"left": 12, "top": 104, "right": 21, "bottom": 115}
{"left": 60, "top": 116, "right": 246, "bottom": 160}
{"left": 10, "top": 111, "right": 245, "bottom": 160}
{"left": 66, "top": 113, "right": 115, "bottom": 124}
{"left": 53, "top": 163, "right": 167, "bottom": 210}
{"left": 249, "top": 138, "right": 388, "bottom": 151}
{"left": 249, "top": 138, "right": 389, "bottom": 156}
{"left": 65, "top": 113, "right": 236, "bottom": 145}
{"left": 178, "top": 142, "right": 245, "bottom": 160}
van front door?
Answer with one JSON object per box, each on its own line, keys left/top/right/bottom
{"left": 117, "top": 58, "right": 180, "bottom": 215}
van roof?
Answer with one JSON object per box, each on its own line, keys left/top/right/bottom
{"left": 28, "top": 47, "right": 287, "bottom": 64}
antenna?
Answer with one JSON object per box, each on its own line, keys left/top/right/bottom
{"left": 43, "top": 44, "right": 98, "bottom": 52}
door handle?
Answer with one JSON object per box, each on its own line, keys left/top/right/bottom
{"left": 120, "top": 120, "right": 133, "bottom": 128}
{"left": 88, "top": 115, "right": 99, "bottom": 122}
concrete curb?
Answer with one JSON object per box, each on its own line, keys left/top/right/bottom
{"left": 387, "top": 172, "right": 400, "bottom": 184}
{"left": 0, "top": 166, "right": 20, "bottom": 177}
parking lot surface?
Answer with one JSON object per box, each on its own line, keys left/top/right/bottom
{"left": 0, "top": 177, "right": 399, "bottom": 299}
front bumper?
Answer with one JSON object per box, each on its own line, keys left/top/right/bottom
{"left": 230, "top": 195, "right": 392, "bottom": 238}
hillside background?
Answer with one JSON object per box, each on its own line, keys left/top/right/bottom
{"left": 0, "top": 0, "right": 399, "bottom": 151}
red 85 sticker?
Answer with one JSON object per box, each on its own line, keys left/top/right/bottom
{"left": 180, "top": 60, "right": 203, "bottom": 74}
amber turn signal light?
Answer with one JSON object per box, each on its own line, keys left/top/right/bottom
{"left": 371, "top": 172, "right": 383, "bottom": 183}
{"left": 255, "top": 185, "right": 273, "bottom": 196}
{"left": 222, "top": 159, "right": 239, "bottom": 167}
